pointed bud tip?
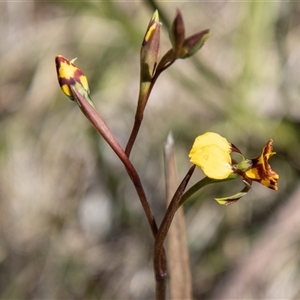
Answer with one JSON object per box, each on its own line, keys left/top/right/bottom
{"left": 140, "top": 11, "right": 161, "bottom": 80}
{"left": 169, "top": 8, "right": 185, "bottom": 55}
{"left": 55, "top": 55, "right": 90, "bottom": 102}
{"left": 152, "top": 10, "right": 159, "bottom": 22}
{"left": 181, "top": 29, "right": 211, "bottom": 58}
{"left": 143, "top": 10, "right": 161, "bottom": 45}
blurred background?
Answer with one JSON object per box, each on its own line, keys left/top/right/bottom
{"left": 0, "top": 1, "right": 300, "bottom": 299}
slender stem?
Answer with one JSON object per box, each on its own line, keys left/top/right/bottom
{"left": 154, "top": 173, "right": 237, "bottom": 300}
{"left": 125, "top": 84, "right": 151, "bottom": 157}
{"left": 71, "top": 87, "right": 159, "bottom": 237}
{"left": 72, "top": 87, "right": 169, "bottom": 299}
{"left": 125, "top": 59, "right": 176, "bottom": 157}
{"left": 154, "top": 164, "right": 196, "bottom": 300}
{"left": 125, "top": 112, "right": 143, "bottom": 156}
{"left": 155, "top": 273, "right": 167, "bottom": 300}
{"left": 179, "top": 175, "right": 236, "bottom": 207}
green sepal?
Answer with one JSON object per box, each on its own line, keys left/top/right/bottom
{"left": 236, "top": 159, "right": 253, "bottom": 172}
{"left": 215, "top": 181, "right": 252, "bottom": 205}
{"left": 179, "top": 173, "right": 238, "bottom": 207}
{"left": 181, "top": 29, "right": 210, "bottom": 59}
{"left": 72, "top": 82, "right": 95, "bottom": 108}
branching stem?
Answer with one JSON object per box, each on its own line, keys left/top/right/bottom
{"left": 154, "top": 164, "right": 196, "bottom": 300}
{"left": 71, "top": 87, "right": 159, "bottom": 237}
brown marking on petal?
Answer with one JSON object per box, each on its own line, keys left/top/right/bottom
{"left": 55, "top": 55, "right": 67, "bottom": 69}
{"left": 58, "top": 76, "right": 76, "bottom": 86}
{"left": 223, "top": 198, "right": 240, "bottom": 205}
{"left": 73, "top": 68, "right": 85, "bottom": 81}
{"left": 246, "top": 140, "right": 279, "bottom": 190}
{"left": 58, "top": 77, "right": 75, "bottom": 99}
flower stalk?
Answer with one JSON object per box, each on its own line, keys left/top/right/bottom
{"left": 70, "top": 86, "right": 160, "bottom": 237}
{"left": 125, "top": 10, "right": 210, "bottom": 157}
{"left": 154, "top": 164, "right": 196, "bottom": 300}
{"left": 125, "top": 11, "right": 161, "bottom": 156}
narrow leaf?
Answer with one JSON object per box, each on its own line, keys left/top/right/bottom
{"left": 164, "top": 133, "right": 192, "bottom": 300}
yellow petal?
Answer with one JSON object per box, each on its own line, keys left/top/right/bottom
{"left": 143, "top": 10, "right": 160, "bottom": 44}
{"left": 189, "top": 144, "right": 232, "bottom": 179}
{"left": 57, "top": 59, "right": 78, "bottom": 80}
{"left": 189, "top": 132, "right": 231, "bottom": 157}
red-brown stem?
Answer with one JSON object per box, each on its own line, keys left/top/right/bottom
{"left": 125, "top": 114, "right": 142, "bottom": 157}
{"left": 72, "top": 88, "right": 169, "bottom": 299}
{"left": 155, "top": 271, "right": 167, "bottom": 300}
{"left": 71, "top": 87, "right": 159, "bottom": 237}
{"left": 154, "top": 164, "right": 195, "bottom": 299}
{"left": 125, "top": 59, "right": 176, "bottom": 157}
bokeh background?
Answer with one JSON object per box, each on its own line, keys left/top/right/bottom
{"left": 1, "top": 1, "right": 300, "bottom": 299}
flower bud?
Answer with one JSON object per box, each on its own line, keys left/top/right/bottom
{"left": 169, "top": 9, "right": 185, "bottom": 57}
{"left": 181, "top": 29, "right": 210, "bottom": 58}
{"left": 55, "top": 55, "right": 90, "bottom": 101}
{"left": 140, "top": 10, "right": 161, "bottom": 81}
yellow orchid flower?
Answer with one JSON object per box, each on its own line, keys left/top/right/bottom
{"left": 189, "top": 132, "right": 233, "bottom": 180}
{"left": 189, "top": 132, "right": 279, "bottom": 196}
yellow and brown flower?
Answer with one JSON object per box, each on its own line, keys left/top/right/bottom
{"left": 245, "top": 139, "right": 279, "bottom": 190}
{"left": 189, "top": 132, "right": 279, "bottom": 204}
{"left": 55, "top": 55, "right": 89, "bottom": 101}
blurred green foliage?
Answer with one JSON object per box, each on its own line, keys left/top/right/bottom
{"left": 0, "top": 1, "right": 300, "bottom": 299}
